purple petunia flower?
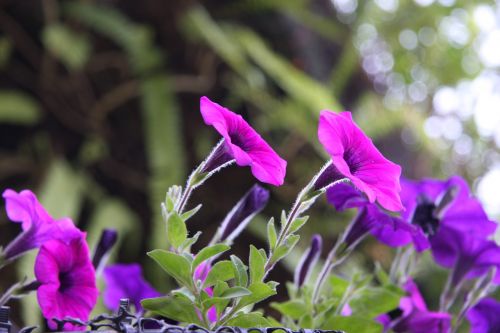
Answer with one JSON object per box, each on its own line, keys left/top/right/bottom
{"left": 200, "top": 96, "right": 287, "bottom": 186}
{"left": 103, "top": 263, "right": 160, "bottom": 314}
{"left": 378, "top": 279, "right": 451, "bottom": 333}
{"left": 327, "top": 183, "right": 417, "bottom": 250}
{"left": 35, "top": 234, "right": 98, "bottom": 331}
{"left": 401, "top": 176, "right": 496, "bottom": 251}
{"left": 466, "top": 297, "right": 500, "bottom": 333}
{"left": 294, "top": 234, "right": 322, "bottom": 287}
{"left": 193, "top": 262, "right": 217, "bottom": 323}
{"left": 92, "top": 229, "right": 118, "bottom": 274}
{"left": 215, "top": 184, "right": 270, "bottom": 244}
{"left": 430, "top": 227, "right": 500, "bottom": 285}
{"left": 2, "top": 189, "right": 82, "bottom": 260}
{"left": 317, "top": 111, "right": 403, "bottom": 212}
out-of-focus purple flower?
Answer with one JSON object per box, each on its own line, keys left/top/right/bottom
{"left": 217, "top": 185, "right": 270, "bottom": 243}
{"left": 317, "top": 111, "right": 403, "bottom": 212}
{"left": 327, "top": 184, "right": 416, "bottom": 249}
{"left": 92, "top": 229, "right": 118, "bottom": 273}
{"left": 401, "top": 177, "right": 496, "bottom": 250}
{"left": 2, "top": 189, "right": 81, "bottom": 260}
{"left": 378, "top": 279, "right": 451, "bottom": 333}
{"left": 200, "top": 96, "right": 287, "bottom": 186}
{"left": 35, "top": 235, "right": 98, "bottom": 331}
{"left": 193, "top": 262, "right": 217, "bottom": 323}
{"left": 431, "top": 227, "right": 500, "bottom": 285}
{"left": 294, "top": 234, "right": 322, "bottom": 287}
{"left": 103, "top": 263, "right": 160, "bottom": 314}
{"left": 466, "top": 297, "right": 500, "bottom": 333}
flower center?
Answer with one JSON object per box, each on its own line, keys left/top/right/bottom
{"left": 343, "top": 149, "right": 363, "bottom": 174}
{"left": 58, "top": 271, "right": 73, "bottom": 293}
{"left": 410, "top": 196, "right": 440, "bottom": 236}
{"left": 229, "top": 131, "right": 250, "bottom": 151}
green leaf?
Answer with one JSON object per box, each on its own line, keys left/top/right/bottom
{"left": 321, "top": 315, "right": 383, "bottom": 333}
{"left": 167, "top": 212, "right": 188, "bottom": 248}
{"left": 271, "top": 234, "right": 300, "bottom": 262}
{"left": 288, "top": 216, "right": 309, "bottom": 234}
{"left": 147, "top": 250, "right": 193, "bottom": 288}
{"left": 349, "top": 287, "right": 403, "bottom": 319}
{"left": 329, "top": 275, "right": 350, "bottom": 299}
{"left": 271, "top": 300, "right": 308, "bottom": 320}
{"left": 181, "top": 231, "right": 202, "bottom": 251}
{"left": 141, "top": 295, "right": 201, "bottom": 325}
{"left": 192, "top": 244, "right": 230, "bottom": 271}
{"left": 299, "top": 314, "right": 313, "bottom": 329}
{"left": 203, "top": 260, "right": 235, "bottom": 287}
{"left": 220, "top": 286, "right": 252, "bottom": 298}
{"left": 0, "top": 91, "right": 40, "bottom": 125}
{"left": 267, "top": 217, "right": 277, "bottom": 249}
{"left": 280, "top": 210, "right": 287, "bottom": 227}
{"left": 225, "top": 313, "right": 271, "bottom": 328}
{"left": 181, "top": 204, "right": 202, "bottom": 221}
{"left": 42, "top": 24, "right": 91, "bottom": 70}
{"left": 231, "top": 255, "right": 249, "bottom": 287}
{"left": 238, "top": 282, "right": 277, "bottom": 308}
{"left": 249, "top": 245, "right": 266, "bottom": 284}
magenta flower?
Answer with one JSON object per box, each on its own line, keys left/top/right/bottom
{"left": 200, "top": 96, "right": 287, "bottom": 186}
{"left": 378, "top": 279, "right": 451, "bottom": 333}
{"left": 2, "top": 189, "right": 81, "bottom": 260}
{"left": 327, "top": 183, "right": 419, "bottom": 250}
{"left": 103, "top": 263, "right": 160, "bottom": 314}
{"left": 35, "top": 235, "right": 98, "bottom": 331}
{"left": 466, "top": 298, "right": 500, "bottom": 333}
{"left": 193, "top": 262, "right": 217, "bottom": 323}
{"left": 317, "top": 111, "right": 403, "bottom": 212}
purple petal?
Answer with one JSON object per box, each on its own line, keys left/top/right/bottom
{"left": 294, "top": 234, "right": 322, "bottom": 287}
{"left": 318, "top": 111, "right": 403, "bottom": 212}
{"left": 466, "top": 298, "right": 500, "bottom": 333}
{"left": 200, "top": 96, "right": 287, "bottom": 186}
{"left": 326, "top": 183, "right": 369, "bottom": 211}
{"left": 219, "top": 185, "right": 270, "bottom": 243}
{"left": 103, "top": 263, "right": 160, "bottom": 313}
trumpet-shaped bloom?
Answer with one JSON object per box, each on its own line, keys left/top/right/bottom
{"left": 200, "top": 96, "right": 287, "bottom": 186}
{"left": 35, "top": 235, "right": 98, "bottom": 331}
{"left": 2, "top": 189, "right": 81, "bottom": 260}
{"left": 430, "top": 227, "right": 500, "bottom": 285}
{"left": 379, "top": 279, "right": 451, "bottom": 333}
{"left": 193, "top": 262, "right": 217, "bottom": 322}
{"left": 401, "top": 177, "right": 496, "bottom": 243}
{"left": 327, "top": 184, "right": 419, "bottom": 250}
{"left": 318, "top": 111, "right": 403, "bottom": 212}
{"left": 466, "top": 298, "right": 500, "bottom": 333}
{"left": 103, "top": 263, "right": 160, "bottom": 313}
{"left": 294, "top": 234, "right": 322, "bottom": 287}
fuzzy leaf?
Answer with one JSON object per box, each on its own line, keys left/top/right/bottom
{"left": 321, "top": 315, "right": 383, "bottom": 333}
{"left": 267, "top": 217, "right": 277, "bottom": 249}
{"left": 181, "top": 204, "right": 202, "bottom": 221}
{"left": 141, "top": 295, "right": 201, "bottom": 325}
{"left": 271, "top": 300, "right": 308, "bottom": 320}
{"left": 288, "top": 216, "right": 309, "bottom": 233}
{"left": 148, "top": 250, "right": 193, "bottom": 288}
{"left": 249, "top": 245, "right": 266, "bottom": 284}
{"left": 225, "top": 313, "right": 271, "bottom": 328}
{"left": 167, "top": 212, "right": 188, "bottom": 248}
{"left": 238, "top": 282, "right": 277, "bottom": 308}
{"left": 231, "top": 255, "right": 249, "bottom": 287}
{"left": 203, "top": 260, "right": 235, "bottom": 287}
{"left": 220, "top": 286, "right": 252, "bottom": 298}
{"left": 349, "top": 287, "right": 403, "bottom": 319}
{"left": 192, "top": 244, "right": 230, "bottom": 271}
